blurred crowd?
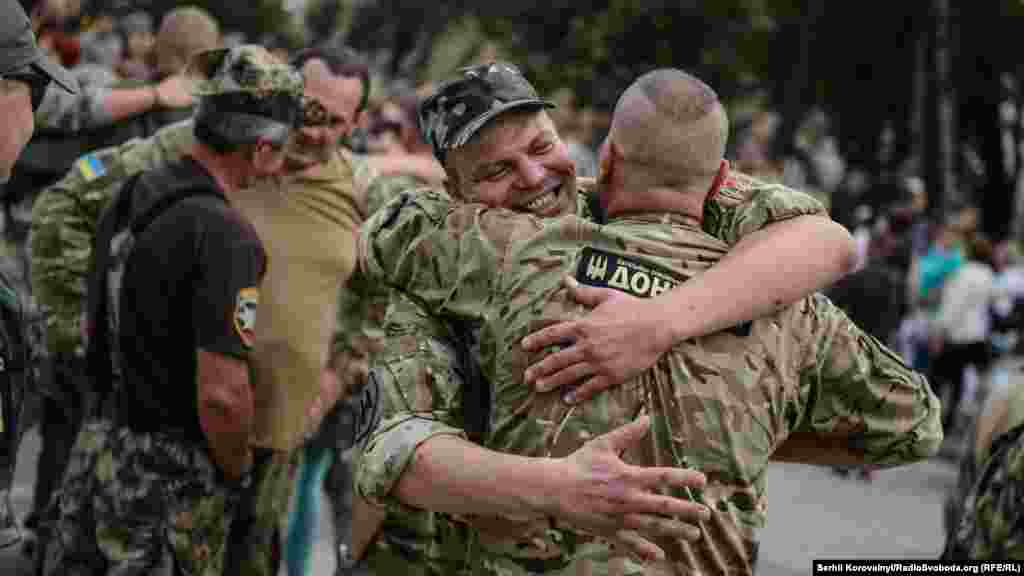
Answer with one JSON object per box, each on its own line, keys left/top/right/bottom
{"left": 0, "top": 0, "right": 1019, "bottom": 572}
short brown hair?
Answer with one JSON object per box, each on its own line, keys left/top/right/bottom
{"left": 611, "top": 69, "right": 728, "bottom": 189}
{"left": 154, "top": 6, "right": 221, "bottom": 76}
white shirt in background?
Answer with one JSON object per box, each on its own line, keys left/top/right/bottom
{"left": 937, "top": 261, "right": 998, "bottom": 344}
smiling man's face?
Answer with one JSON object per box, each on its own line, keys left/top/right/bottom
{"left": 447, "top": 109, "right": 577, "bottom": 217}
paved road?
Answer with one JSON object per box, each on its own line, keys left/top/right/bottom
{"left": 0, "top": 429, "right": 961, "bottom": 575}
{"left": 758, "top": 459, "right": 958, "bottom": 575}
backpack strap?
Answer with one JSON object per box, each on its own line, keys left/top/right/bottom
{"left": 87, "top": 173, "right": 224, "bottom": 418}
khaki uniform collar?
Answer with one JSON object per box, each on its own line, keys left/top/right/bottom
{"left": 604, "top": 160, "right": 729, "bottom": 232}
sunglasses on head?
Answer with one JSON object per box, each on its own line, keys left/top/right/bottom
{"left": 3, "top": 65, "right": 50, "bottom": 111}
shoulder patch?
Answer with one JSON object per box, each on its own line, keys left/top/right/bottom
{"left": 353, "top": 369, "right": 383, "bottom": 448}
{"left": 575, "top": 247, "right": 679, "bottom": 299}
{"left": 75, "top": 153, "right": 108, "bottom": 182}
{"left": 233, "top": 287, "right": 259, "bottom": 349}
{"left": 575, "top": 247, "right": 753, "bottom": 337}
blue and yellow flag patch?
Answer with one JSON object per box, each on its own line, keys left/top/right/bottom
{"left": 75, "top": 153, "right": 108, "bottom": 182}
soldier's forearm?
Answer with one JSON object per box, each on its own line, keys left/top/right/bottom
{"left": 393, "top": 434, "right": 557, "bottom": 520}
{"left": 666, "top": 216, "right": 855, "bottom": 344}
{"left": 196, "top": 350, "right": 254, "bottom": 480}
{"left": 101, "top": 85, "right": 159, "bottom": 125}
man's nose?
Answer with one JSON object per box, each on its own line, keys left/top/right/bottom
{"left": 515, "top": 159, "right": 546, "bottom": 189}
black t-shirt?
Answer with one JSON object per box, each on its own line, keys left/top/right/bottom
{"left": 117, "top": 157, "right": 266, "bottom": 442}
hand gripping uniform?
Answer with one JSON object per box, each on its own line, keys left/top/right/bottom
{"left": 354, "top": 187, "right": 943, "bottom": 575}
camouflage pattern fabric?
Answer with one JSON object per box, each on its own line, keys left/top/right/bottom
{"left": 354, "top": 300, "right": 474, "bottom": 576}
{"left": 356, "top": 186, "right": 942, "bottom": 575}
{"left": 348, "top": 170, "right": 834, "bottom": 575}
{"left": 45, "top": 419, "right": 240, "bottom": 575}
{"left": 187, "top": 45, "right": 303, "bottom": 102}
{"left": 943, "top": 368, "right": 1024, "bottom": 557}
{"left": 34, "top": 69, "right": 116, "bottom": 131}
{"left": 944, "top": 420, "right": 1024, "bottom": 560}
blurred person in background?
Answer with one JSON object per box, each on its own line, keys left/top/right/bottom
{"left": 548, "top": 87, "right": 598, "bottom": 178}
{"left": 933, "top": 234, "right": 999, "bottom": 438}
{"left": 29, "top": 5, "right": 200, "bottom": 134}
{"left": 850, "top": 204, "right": 873, "bottom": 272}
{"left": 116, "top": 11, "right": 155, "bottom": 81}
{"left": 362, "top": 90, "right": 445, "bottom": 185}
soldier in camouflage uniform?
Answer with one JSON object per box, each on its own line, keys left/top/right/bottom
{"left": 352, "top": 69, "right": 942, "bottom": 575}
{"left": 338, "top": 64, "right": 856, "bottom": 575}
{"left": 942, "top": 367, "right": 1024, "bottom": 559}
{"left": 44, "top": 45, "right": 304, "bottom": 575}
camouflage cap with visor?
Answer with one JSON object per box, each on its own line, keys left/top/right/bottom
{"left": 418, "top": 62, "right": 555, "bottom": 163}
{"left": 188, "top": 44, "right": 305, "bottom": 145}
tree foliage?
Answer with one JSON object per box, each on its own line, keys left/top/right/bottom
{"left": 334, "top": 0, "right": 1024, "bottom": 236}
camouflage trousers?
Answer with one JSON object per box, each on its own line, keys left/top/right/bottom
{"left": 223, "top": 447, "right": 298, "bottom": 576}
{"left": 45, "top": 420, "right": 239, "bottom": 576}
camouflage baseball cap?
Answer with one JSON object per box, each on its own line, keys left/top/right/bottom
{"left": 418, "top": 62, "right": 554, "bottom": 163}
{"left": 188, "top": 45, "right": 304, "bottom": 143}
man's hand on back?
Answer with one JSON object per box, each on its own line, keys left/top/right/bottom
{"left": 541, "top": 415, "right": 709, "bottom": 562}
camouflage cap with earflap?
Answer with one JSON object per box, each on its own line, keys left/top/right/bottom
{"left": 188, "top": 44, "right": 305, "bottom": 144}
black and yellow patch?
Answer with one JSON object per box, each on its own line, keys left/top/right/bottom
{"left": 574, "top": 246, "right": 752, "bottom": 337}
{"left": 234, "top": 287, "right": 259, "bottom": 349}
{"left": 575, "top": 247, "right": 679, "bottom": 299}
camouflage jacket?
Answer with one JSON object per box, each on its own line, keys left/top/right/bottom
{"left": 944, "top": 420, "right": 1024, "bottom": 560}
{"left": 350, "top": 171, "right": 833, "bottom": 575}
{"left": 356, "top": 184, "right": 942, "bottom": 575}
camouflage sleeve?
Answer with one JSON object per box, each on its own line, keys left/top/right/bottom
{"left": 358, "top": 190, "right": 513, "bottom": 317}
{"left": 702, "top": 172, "right": 828, "bottom": 247}
{"left": 29, "top": 120, "right": 194, "bottom": 355}
{"left": 795, "top": 293, "right": 943, "bottom": 466}
{"left": 30, "top": 145, "right": 125, "bottom": 355}
{"left": 354, "top": 299, "right": 466, "bottom": 512}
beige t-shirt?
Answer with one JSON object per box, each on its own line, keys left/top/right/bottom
{"left": 235, "top": 148, "right": 364, "bottom": 451}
